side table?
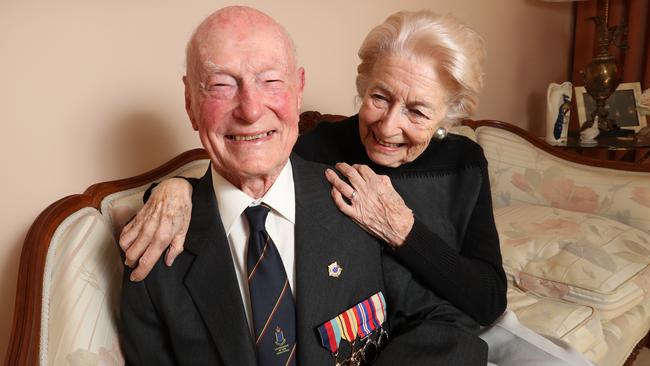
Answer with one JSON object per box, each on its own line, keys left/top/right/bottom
{"left": 553, "top": 136, "right": 650, "bottom": 165}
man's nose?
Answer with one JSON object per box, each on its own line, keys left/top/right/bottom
{"left": 234, "top": 83, "right": 263, "bottom": 123}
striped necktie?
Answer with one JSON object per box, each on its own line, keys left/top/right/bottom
{"left": 245, "top": 204, "right": 296, "bottom": 366}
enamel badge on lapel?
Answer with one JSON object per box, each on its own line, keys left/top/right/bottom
{"left": 328, "top": 261, "right": 342, "bottom": 278}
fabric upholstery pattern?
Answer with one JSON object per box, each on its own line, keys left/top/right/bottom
{"left": 495, "top": 205, "right": 650, "bottom": 320}
{"left": 43, "top": 160, "right": 209, "bottom": 366}
{"left": 43, "top": 208, "right": 124, "bottom": 365}
{"left": 507, "top": 287, "right": 606, "bottom": 362}
{"left": 598, "top": 298, "right": 650, "bottom": 366}
{"left": 476, "top": 127, "right": 650, "bottom": 234}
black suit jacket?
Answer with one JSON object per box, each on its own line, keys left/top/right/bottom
{"left": 120, "top": 155, "right": 487, "bottom": 365}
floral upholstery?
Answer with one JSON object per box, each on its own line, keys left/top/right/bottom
{"left": 476, "top": 126, "right": 650, "bottom": 234}
{"left": 496, "top": 205, "right": 650, "bottom": 320}
{"left": 600, "top": 299, "right": 650, "bottom": 366}
{"left": 507, "top": 287, "right": 607, "bottom": 362}
{"left": 473, "top": 125, "right": 650, "bottom": 366}
{"left": 496, "top": 205, "right": 650, "bottom": 364}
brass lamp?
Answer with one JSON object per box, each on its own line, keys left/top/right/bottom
{"left": 580, "top": 0, "right": 628, "bottom": 134}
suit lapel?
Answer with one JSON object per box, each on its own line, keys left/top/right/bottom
{"left": 291, "top": 156, "right": 355, "bottom": 357}
{"left": 183, "top": 167, "right": 257, "bottom": 366}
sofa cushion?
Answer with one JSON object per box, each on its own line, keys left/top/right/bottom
{"left": 507, "top": 287, "right": 606, "bottom": 363}
{"left": 598, "top": 297, "right": 650, "bottom": 366}
{"left": 496, "top": 205, "right": 650, "bottom": 320}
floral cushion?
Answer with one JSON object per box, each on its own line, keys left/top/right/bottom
{"left": 507, "top": 287, "right": 606, "bottom": 362}
{"left": 475, "top": 126, "right": 650, "bottom": 234}
{"left": 496, "top": 205, "right": 650, "bottom": 320}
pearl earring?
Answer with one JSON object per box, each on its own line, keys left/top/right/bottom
{"left": 434, "top": 127, "right": 447, "bottom": 140}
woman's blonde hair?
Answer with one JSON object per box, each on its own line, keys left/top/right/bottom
{"left": 356, "top": 10, "right": 486, "bottom": 126}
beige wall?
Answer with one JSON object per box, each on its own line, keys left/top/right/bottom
{"left": 0, "top": 0, "right": 573, "bottom": 359}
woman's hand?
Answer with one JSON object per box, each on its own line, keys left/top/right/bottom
{"left": 325, "top": 163, "right": 414, "bottom": 247}
{"left": 119, "top": 177, "right": 193, "bottom": 281}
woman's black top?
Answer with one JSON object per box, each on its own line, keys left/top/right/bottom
{"left": 294, "top": 115, "right": 506, "bottom": 325}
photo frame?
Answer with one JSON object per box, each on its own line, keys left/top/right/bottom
{"left": 574, "top": 82, "right": 647, "bottom": 132}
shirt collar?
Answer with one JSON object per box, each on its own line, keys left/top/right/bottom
{"left": 212, "top": 161, "right": 295, "bottom": 235}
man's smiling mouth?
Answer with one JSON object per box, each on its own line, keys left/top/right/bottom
{"left": 226, "top": 130, "right": 276, "bottom": 141}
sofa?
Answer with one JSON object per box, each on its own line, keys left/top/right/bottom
{"left": 5, "top": 114, "right": 650, "bottom": 366}
{"left": 460, "top": 120, "right": 650, "bottom": 366}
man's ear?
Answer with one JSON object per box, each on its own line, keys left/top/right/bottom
{"left": 183, "top": 76, "right": 199, "bottom": 131}
{"left": 295, "top": 67, "right": 305, "bottom": 109}
{"left": 297, "top": 67, "right": 305, "bottom": 92}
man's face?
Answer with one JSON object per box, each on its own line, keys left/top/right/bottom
{"left": 185, "top": 22, "right": 304, "bottom": 187}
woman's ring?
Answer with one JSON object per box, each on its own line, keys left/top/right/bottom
{"left": 350, "top": 190, "right": 357, "bottom": 200}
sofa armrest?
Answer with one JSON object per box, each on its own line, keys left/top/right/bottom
{"left": 5, "top": 149, "right": 209, "bottom": 366}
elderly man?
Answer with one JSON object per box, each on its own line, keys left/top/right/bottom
{"left": 120, "top": 6, "right": 486, "bottom": 366}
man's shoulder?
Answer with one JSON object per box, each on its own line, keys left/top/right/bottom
{"left": 289, "top": 153, "right": 333, "bottom": 187}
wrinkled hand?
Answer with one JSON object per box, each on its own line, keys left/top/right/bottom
{"left": 325, "top": 163, "right": 414, "bottom": 247}
{"left": 119, "top": 177, "right": 193, "bottom": 281}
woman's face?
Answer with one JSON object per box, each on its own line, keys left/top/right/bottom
{"left": 358, "top": 55, "right": 449, "bottom": 167}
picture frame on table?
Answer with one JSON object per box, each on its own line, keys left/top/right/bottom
{"left": 574, "top": 82, "right": 647, "bottom": 132}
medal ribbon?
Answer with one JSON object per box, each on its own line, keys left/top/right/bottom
{"left": 370, "top": 292, "right": 386, "bottom": 325}
{"left": 338, "top": 308, "right": 358, "bottom": 341}
{"left": 317, "top": 317, "right": 342, "bottom": 354}
{"left": 317, "top": 292, "right": 387, "bottom": 353}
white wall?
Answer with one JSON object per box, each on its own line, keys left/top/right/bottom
{"left": 0, "top": 0, "right": 573, "bottom": 359}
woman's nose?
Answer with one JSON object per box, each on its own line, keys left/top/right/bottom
{"left": 377, "top": 105, "right": 403, "bottom": 137}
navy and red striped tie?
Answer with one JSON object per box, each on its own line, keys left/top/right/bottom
{"left": 245, "top": 204, "right": 296, "bottom": 366}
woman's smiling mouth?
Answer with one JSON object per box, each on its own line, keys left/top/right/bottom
{"left": 373, "top": 132, "right": 404, "bottom": 148}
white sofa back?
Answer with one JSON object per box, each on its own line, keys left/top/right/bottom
{"left": 475, "top": 126, "right": 650, "bottom": 234}
{"left": 39, "top": 159, "right": 209, "bottom": 365}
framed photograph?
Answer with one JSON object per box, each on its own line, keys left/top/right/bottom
{"left": 574, "top": 82, "right": 647, "bottom": 132}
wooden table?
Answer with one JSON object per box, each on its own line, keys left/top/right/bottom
{"left": 553, "top": 136, "right": 650, "bottom": 165}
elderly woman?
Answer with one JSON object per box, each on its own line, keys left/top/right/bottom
{"left": 120, "top": 11, "right": 592, "bottom": 365}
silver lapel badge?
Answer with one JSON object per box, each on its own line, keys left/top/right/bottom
{"left": 328, "top": 261, "right": 343, "bottom": 278}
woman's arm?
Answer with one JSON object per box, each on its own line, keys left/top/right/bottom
{"left": 390, "top": 166, "right": 507, "bottom": 325}
{"left": 119, "top": 177, "right": 196, "bottom": 281}
{"left": 326, "top": 162, "right": 506, "bottom": 325}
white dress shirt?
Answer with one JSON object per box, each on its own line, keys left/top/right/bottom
{"left": 211, "top": 161, "right": 296, "bottom": 334}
